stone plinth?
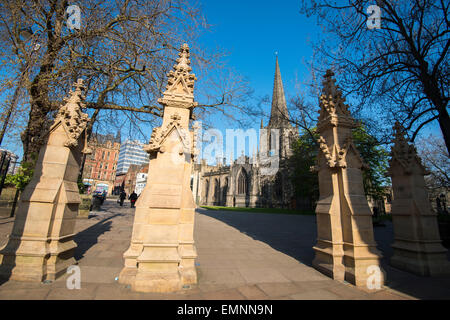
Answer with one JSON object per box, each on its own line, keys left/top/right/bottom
{"left": 388, "top": 123, "right": 450, "bottom": 276}
{"left": 0, "top": 79, "right": 91, "bottom": 282}
{"left": 312, "top": 70, "right": 384, "bottom": 287}
{"left": 78, "top": 194, "right": 92, "bottom": 218}
{"left": 119, "top": 44, "right": 198, "bottom": 292}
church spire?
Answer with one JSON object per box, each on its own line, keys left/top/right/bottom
{"left": 268, "top": 56, "right": 290, "bottom": 128}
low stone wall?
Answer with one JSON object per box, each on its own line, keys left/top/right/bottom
{"left": 0, "top": 186, "right": 19, "bottom": 217}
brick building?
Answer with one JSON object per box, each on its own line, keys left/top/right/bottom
{"left": 82, "top": 133, "right": 121, "bottom": 195}
{"left": 113, "top": 163, "right": 149, "bottom": 196}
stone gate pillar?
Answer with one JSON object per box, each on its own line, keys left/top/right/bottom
{"left": 119, "top": 44, "right": 198, "bottom": 292}
{"left": 0, "top": 79, "right": 91, "bottom": 282}
{"left": 388, "top": 122, "right": 450, "bottom": 276}
{"left": 312, "top": 70, "right": 384, "bottom": 287}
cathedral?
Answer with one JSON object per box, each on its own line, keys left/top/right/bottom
{"left": 191, "top": 57, "right": 299, "bottom": 208}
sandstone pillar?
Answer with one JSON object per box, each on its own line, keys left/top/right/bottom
{"left": 388, "top": 122, "right": 450, "bottom": 276}
{"left": 0, "top": 79, "right": 91, "bottom": 282}
{"left": 312, "top": 70, "right": 384, "bottom": 287}
{"left": 119, "top": 44, "right": 198, "bottom": 292}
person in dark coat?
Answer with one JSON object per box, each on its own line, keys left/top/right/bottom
{"left": 119, "top": 190, "right": 126, "bottom": 206}
{"left": 129, "top": 191, "right": 138, "bottom": 208}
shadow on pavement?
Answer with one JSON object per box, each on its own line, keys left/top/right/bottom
{"left": 198, "top": 208, "right": 450, "bottom": 300}
{"left": 74, "top": 213, "right": 121, "bottom": 260}
{"left": 197, "top": 208, "right": 317, "bottom": 267}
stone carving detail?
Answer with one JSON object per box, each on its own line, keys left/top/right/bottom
{"left": 317, "top": 136, "right": 333, "bottom": 166}
{"left": 388, "top": 122, "right": 427, "bottom": 175}
{"left": 158, "top": 43, "right": 198, "bottom": 111}
{"left": 52, "top": 79, "right": 90, "bottom": 149}
{"left": 318, "top": 70, "right": 353, "bottom": 125}
{"left": 312, "top": 69, "right": 384, "bottom": 287}
{"left": 144, "top": 113, "right": 191, "bottom": 154}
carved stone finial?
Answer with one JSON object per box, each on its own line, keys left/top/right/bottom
{"left": 318, "top": 70, "right": 353, "bottom": 126}
{"left": 53, "top": 78, "right": 90, "bottom": 148}
{"left": 157, "top": 44, "right": 198, "bottom": 110}
{"left": 162, "top": 44, "right": 196, "bottom": 97}
{"left": 389, "top": 122, "right": 427, "bottom": 174}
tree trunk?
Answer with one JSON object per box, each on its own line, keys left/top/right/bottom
{"left": 437, "top": 106, "right": 450, "bottom": 155}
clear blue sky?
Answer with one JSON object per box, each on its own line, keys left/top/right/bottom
{"left": 197, "top": 0, "right": 318, "bottom": 114}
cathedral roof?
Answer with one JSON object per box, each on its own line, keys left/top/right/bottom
{"left": 268, "top": 56, "right": 291, "bottom": 128}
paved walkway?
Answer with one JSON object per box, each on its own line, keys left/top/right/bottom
{"left": 0, "top": 199, "right": 449, "bottom": 300}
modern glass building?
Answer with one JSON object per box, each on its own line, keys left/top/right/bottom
{"left": 116, "top": 140, "right": 149, "bottom": 174}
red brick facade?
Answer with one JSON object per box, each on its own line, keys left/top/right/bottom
{"left": 82, "top": 134, "right": 120, "bottom": 194}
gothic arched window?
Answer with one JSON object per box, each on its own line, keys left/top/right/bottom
{"left": 237, "top": 170, "right": 248, "bottom": 195}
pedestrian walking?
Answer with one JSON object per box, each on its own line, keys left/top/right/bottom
{"left": 119, "top": 190, "right": 126, "bottom": 207}
{"left": 129, "top": 191, "right": 138, "bottom": 208}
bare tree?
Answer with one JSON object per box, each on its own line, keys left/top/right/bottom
{"left": 300, "top": 0, "right": 450, "bottom": 152}
{"left": 417, "top": 134, "right": 450, "bottom": 189}
{"left": 0, "top": 0, "right": 252, "bottom": 163}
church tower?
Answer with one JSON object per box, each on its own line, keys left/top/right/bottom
{"left": 261, "top": 56, "right": 297, "bottom": 160}
{"left": 258, "top": 56, "right": 298, "bottom": 208}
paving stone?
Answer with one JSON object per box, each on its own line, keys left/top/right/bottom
{"left": 197, "top": 283, "right": 230, "bottom": 293}
{"left": 293, "top": 280, "right": 340, "bottom": 291}
{"left": 366, "top": 290, "right": 410, "bottom": 300}
{"left": 238, "top": 267, "right": 291, "bottom": 284}
{"left": 203, "top": 288, "right": 246, "bottom": 300}
{"left": 46, "top": 283, "right": 98, "bottom": 300}
{"left": 277, "top": 266, "right": 328, "bottom": 282}
{"left": 94, "top": 284, "right": 143, "bottom": 300}
{"left": 0, "top": 288, "right": 50, "bottom": 300}
{"left": 97, "top": 250, "right": 125, "bottom": 259}
{"left": 198, "top": 267, "right": 246, "bottom": 286}
{"left": 290, "top": 289, "right": 342, "bottom": 300}
{"left": 325, "top": 284, "right": 369, "bottom": 299}
{"left": 257, "top": 282, "right": 303, "bottom": 298}
{"left": 236, "top": 285, "right": 269, "bottom": 299}
{"left": 0, "top": 280, "right": 48, "bottom": 290}
{"left": 78, "top": 266, "right": 122, "bottom": 284}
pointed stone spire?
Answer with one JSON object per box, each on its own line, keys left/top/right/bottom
{"left": 317, "top": 69, "right": 357, "bottom": 132}
{"left": 389, "top": 122, "right": 427, "bottom": 175}
{"left": 158, "top": 43, "right": 198, "bottom": 107}
{"left": 53, "top": 79, "right": 90, "bottom": 148}
{"left": 318, "top": 70, "right": 353, "bottom": 128}
{"left": 268, "top": 56, "right": 290, "bottom": 128}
